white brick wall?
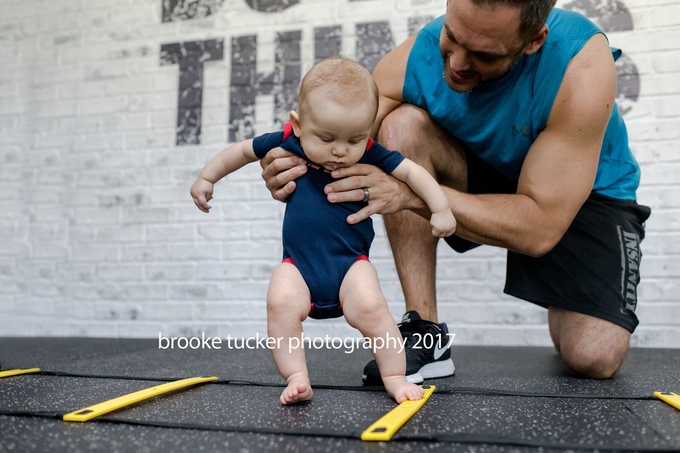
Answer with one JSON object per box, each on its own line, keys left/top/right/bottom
{"left": 0, "top": 0, "right": 678, "bottom": 347}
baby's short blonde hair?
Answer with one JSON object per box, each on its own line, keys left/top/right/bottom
{"left": 297, "top": 56, "right": 379, "bottom": 120}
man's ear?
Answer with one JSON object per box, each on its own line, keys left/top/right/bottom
{"left": 289, "top": 111, "right": 302, "bottom": 137}
{"left": 524, "top": 25, "right": 549, "bottom": 55}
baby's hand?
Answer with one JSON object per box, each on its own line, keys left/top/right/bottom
{"left": 190, "top": 178, "right": 214, "bottom": 213}
{"left": 430, "top": 210, "right": 456, "bottom": 238}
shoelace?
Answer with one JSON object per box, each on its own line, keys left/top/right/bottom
{"left": 398, "top": 319, "right": 442, "bottom": 339}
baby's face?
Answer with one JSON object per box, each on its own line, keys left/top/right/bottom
{"left": 292, "top": 88, "right": 375, "bottom": 172}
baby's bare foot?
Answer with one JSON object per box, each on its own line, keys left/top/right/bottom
{"left": 382, "top": 376, "right": 425, "bottom": 403}
{"left": 280, "top": 374, "right": 313, "bottom": 405}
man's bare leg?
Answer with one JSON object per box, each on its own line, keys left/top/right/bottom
{"left": 377, "top": 104, "right": 468, "bottom": 323}
{"left": 549, "top": 307, "right": 630, "bottom": 379}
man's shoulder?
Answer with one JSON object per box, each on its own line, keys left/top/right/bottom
{"left": 543, "top": 8, "right": 603, "bottom": 45}
{"left": 526, "top": 8, "right": 608, "bottom": 92}
{"left": 418, "top": 15, "right": 445, "bottom": 38}
{"left": 409, "top": 15, "right": 444, "bottom": 55}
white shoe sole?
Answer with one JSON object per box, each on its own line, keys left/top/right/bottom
{"left": 406, "top": 359, "right": 455, "bottom": 384}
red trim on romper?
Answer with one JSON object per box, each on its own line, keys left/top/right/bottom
{"left": 283, "top": 122, "right": 294, "bottom": 140}
{"left": 282, "top": 255, "right": 369, "bottom": 266}
{"left": 365, "top": 138, "right": 374, "bottom": 150}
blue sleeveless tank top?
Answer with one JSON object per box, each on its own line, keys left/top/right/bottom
{"left": 403, "top": 8, "right": 640, "bottom": 200}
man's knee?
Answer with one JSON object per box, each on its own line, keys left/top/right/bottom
{"left": 549, "top": 307, "right": 630, "bottom": 379}
{"left": 377, "top": 104, "right": 432, "bottom": 159}
{"left": 377, "top": 104, "right": 468, "bottom": 189}
{"left": 558, "top": 337, "right": 629, "bottom": 379}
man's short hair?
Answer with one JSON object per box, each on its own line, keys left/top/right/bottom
{"left": 297, "top": 56, "right": 379, "bottom": 120}
{"left": 471, "top": 0, "right": 557, "bottom": 42}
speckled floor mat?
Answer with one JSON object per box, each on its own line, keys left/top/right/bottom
{"left": 1, "top": 338, "right": 679, "bottom": 452}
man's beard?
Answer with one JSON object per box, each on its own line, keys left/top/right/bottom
{"left": 442, "top": 63, "right": 475, "bottom": 93}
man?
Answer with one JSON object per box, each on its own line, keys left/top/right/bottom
{"left": 260, "top": 0, "right": 651, "bottom": 381}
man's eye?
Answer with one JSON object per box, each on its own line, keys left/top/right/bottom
{"left": 476, "top": 54, "right": 497, "bottom": 63}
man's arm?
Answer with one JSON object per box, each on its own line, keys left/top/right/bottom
{"left": 330, "top": 33, "right": 616, "bottom": 257}
{"left": 425, "top": 33, "right": 616, "bottom": 256}
{"left": 371, "top": 35, "right": 414, "bottom": 137}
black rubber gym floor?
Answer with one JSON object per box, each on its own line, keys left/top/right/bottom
{"left": 1, "top": 337, "right": 679, "bottom": 452}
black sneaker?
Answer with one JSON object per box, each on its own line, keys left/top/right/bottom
{"left": 362, "top": 311, "right": 455, "bottom": 385}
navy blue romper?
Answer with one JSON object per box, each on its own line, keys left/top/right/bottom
{"left": 252, "top": 123, "right": 405, "bottom": 319}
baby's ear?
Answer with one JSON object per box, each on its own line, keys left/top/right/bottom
{"left": 289, "top": 111, "right": 302, "bottom": 137}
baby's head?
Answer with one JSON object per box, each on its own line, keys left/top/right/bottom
{"left": 297, "top": 56, "right": 379, "bottom": 120}
{"left": 290, "top": 56, "right": 380, "bottom": 171}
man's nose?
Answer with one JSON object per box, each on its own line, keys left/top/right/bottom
{"left": 449, "top": 49, "right": 472, "bottom": 72}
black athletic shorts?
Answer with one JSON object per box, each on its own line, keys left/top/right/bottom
{"left": 443, "top": 147, "right": 652, "bottom": 333}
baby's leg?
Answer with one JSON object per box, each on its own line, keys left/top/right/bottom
{"left": 267, "top": 262, "right": 313, "bottom": 405}
{"left": 340, "top": 260, "right": 424, "bottom": 403}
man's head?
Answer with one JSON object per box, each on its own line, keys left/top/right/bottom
{"left": 473, "top": 0, "right": 557, "bottom": 43}
{"left": 440, "top": 0, "right": 555, "bottom": 92}
{"left": 290, "top": 57, "right": 379, "bottom": 171}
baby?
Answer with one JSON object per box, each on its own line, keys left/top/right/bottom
{"left": 190, "top": 56, "right": 456, "bottom": 405}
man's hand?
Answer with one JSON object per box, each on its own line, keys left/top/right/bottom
{"left": 430, "top": 210, "right": 457, "bottom": 238}
{"left": 324, "top": 164, "right": 424, "bottom": 224}
{"left": 259, "top": 147, "right": 307, "bottom": 201}
{"left": 190, "top": 177, "right": 214, "bottom": 213}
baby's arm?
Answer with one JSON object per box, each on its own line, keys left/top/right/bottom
{"left": 190, "top": 139, "right": 258, "bottom": 213}
{"left": 390, "top": 159, "right": 457, "bottom": 237}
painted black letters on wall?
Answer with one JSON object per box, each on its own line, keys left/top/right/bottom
{"left": 160, "top": 39, "right": 224, "bottom": 145}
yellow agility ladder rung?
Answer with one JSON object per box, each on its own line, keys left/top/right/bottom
{"left": 0, "top": 368, "right": 41, "bottom": 378}
{"left": 361, "top": 385, "right": 436, "bottom": 441}
{"left": 63, "top": 376, "right": 218, "bottom": 422}
{"left": 654, "top": 391, "right": 680, "bottom": 411}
